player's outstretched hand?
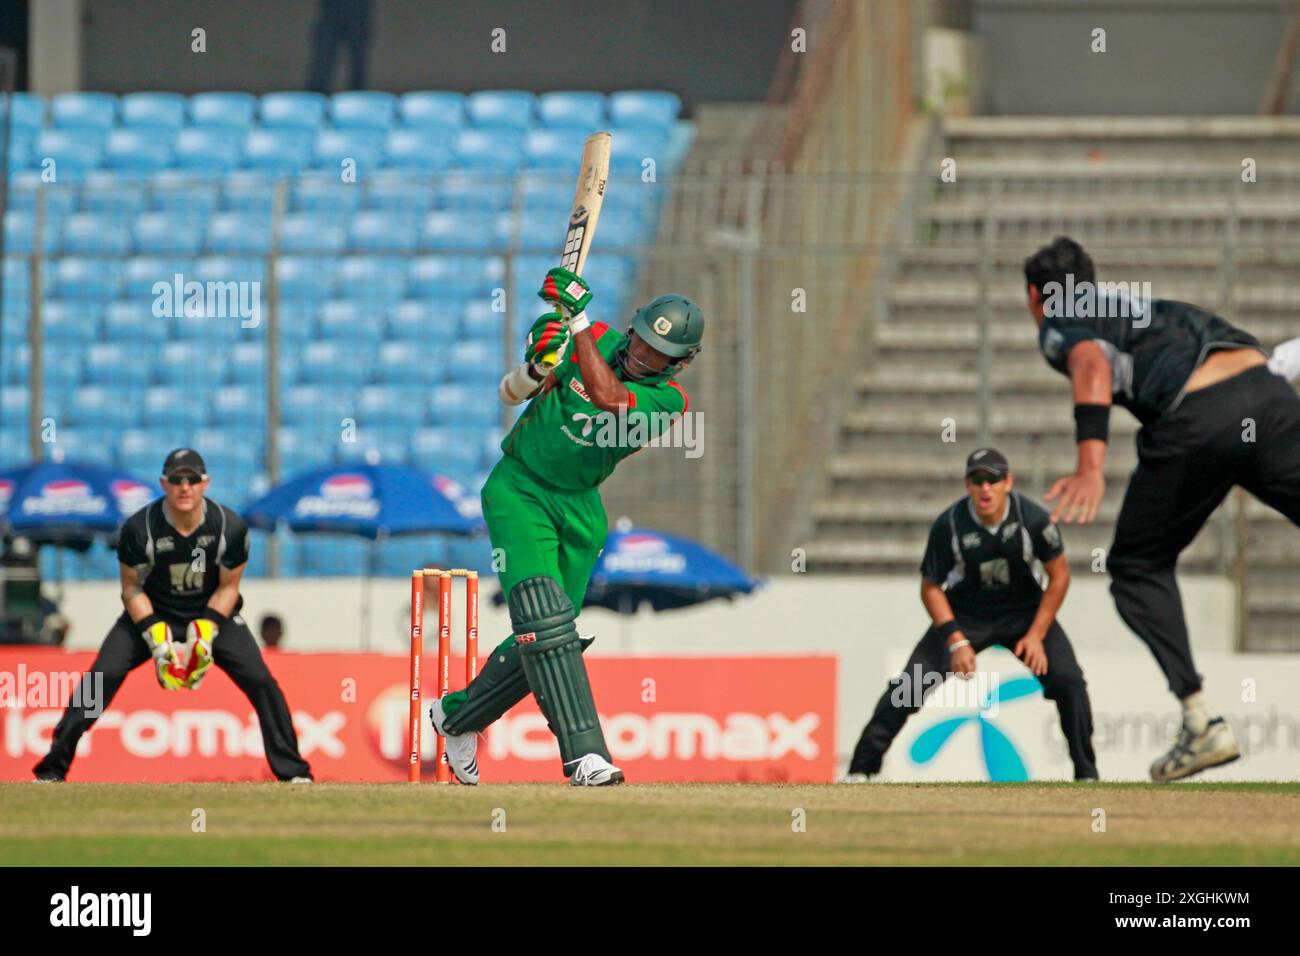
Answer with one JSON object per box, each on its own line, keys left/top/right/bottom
{"left": 949, "top": 641, "right": 977, "bottom": 678}
{"left": 139, "top": 619, "right": 185, "bottom": 691}
{"left": 1045, "top": 469, "right": 1105, "bottom": 524}
{"left": 1013, "top": 632, "right": 1049, "bottom": 676}
{"left": 538, "top": 266, "right": 593, "bottom": 316}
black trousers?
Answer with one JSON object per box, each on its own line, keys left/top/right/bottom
{"left": 1108, "top": 365, "right": 1300, "bottom": 699}
{"left": 34, "top": 612, "right": 312, "bottom": 781}
{"left": 848, "top": 614, "right": 1098, "bottom": 779}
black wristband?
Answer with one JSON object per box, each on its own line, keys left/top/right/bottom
{"left": 1074, "top": 403, "right": 1110, "bottom": 444}
{"left": 202, "top": 608, "right": 230, "bottom": 627}
{"left": 935, "top": 620, "right": 961, "bottom": 641}
{"left": 137, "top": 613, "right": 164, "bottom": 633}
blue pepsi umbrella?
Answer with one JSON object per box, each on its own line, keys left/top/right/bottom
{"left": 243, "top": 463, "right": 484, "bottom": 538}
{"left": 585, "top": 524, "right": 760, "bottom": 612}
{"left": 0, "top": 460, "right": 157, "bottom": 550}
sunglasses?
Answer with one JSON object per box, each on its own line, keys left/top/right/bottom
{"left": 165, "top": 474, "right": 204, "bottom": 486}
{"left": 968, "top": 473, "right": 1006, "bottom": 487}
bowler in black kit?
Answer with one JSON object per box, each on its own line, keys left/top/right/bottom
{"left": 34, "top": 449, "right": 312, "bottom": 782}
{"left": 843, "top": 448, "right": 1098, "bottom": 782}
{"left": 1025, "top": 235, "right": 1300, "bottom": 781}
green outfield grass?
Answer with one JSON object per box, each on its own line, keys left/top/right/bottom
{"left": 2, "top": 781, "right": 1298, "bottom": 866}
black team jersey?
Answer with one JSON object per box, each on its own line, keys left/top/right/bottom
{"left": 920, "top": 492, "right": 1064, "bottom": 622}
{"left": 117, "top": 498, "right": 249, "bottom": 621}
{"left": 1038, "top": 296, "right": 1264, "bottom": 425}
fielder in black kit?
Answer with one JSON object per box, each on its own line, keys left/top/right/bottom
{"left": 1025, "top": 236, "right": 1300, "bottom": 781}
{"left": 35, "top": 448, "right": 312, "bottom": 782}
{"left": 844, "top": 448, "right": 1098, "bottom": 782}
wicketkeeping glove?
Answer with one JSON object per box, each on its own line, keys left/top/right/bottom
{"left": 139, "top": 616, "right": 185, "bottom": 692}
{"left": 537, "top": 267, "right": 593, "bottom": 317}
{"left": 184, "top": 616, "right": 221, "bottom": 689}
{"left": 525, "top": 312, "right": 571, "bottom": 366}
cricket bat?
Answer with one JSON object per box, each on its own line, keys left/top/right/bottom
{"left": 539, "top": 131, "right": 611, "bottom": 369}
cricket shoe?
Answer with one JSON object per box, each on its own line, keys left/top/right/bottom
{"left": 837, "top": 772, "right": 875, "bottom": 784}
{"left": 1150, "top": 717, "right": 1241, "bottom": 783}
{"left": 568, "top": 753, "right": 624, "bottom": 787}
{"left": 428, "top": 697, "right": 479, "bottom": 785}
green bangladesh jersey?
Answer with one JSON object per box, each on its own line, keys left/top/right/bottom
{"left": 501, "top": 320, "right": 690, "bottom": 491}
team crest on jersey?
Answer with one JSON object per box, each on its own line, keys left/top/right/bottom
{"left": 1043, "top": 523, "right": 1061, "bottom": 548}
{"left": 962, "top": 532, "right": 982, "bottom": 549}
{"left": 155, "top": 537, "right": 174, "bottom": 553}
{"left": 568, "top": 378, "right": 591, "bottom": 402}
{"left": 1001, "top": 522, "right": 1019, "bottom": 541}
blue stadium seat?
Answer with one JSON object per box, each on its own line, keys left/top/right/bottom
{"left": 387, "top": 300, "right": 459, "bottom": 341}
{"left": 376, "top": 339, "right": 444, "bottom": 383}
{"left": 50, "top": 93, "right": 118, "bottom": 130}
{"left": 227, "top": 343, "right": 266, "bottom": 385}
{"left": 610, "top": 125, "right": 671, "bottom": 173}
{"left": 193, "top": 427, "right": 262, "bottom": 472}
{"left": 121, "top": 92, "right": 186, "bottom": 129}
{"left": 46, "top": 256, "right": 123, "bottom": 299}
{"left": 337, "top": 255, "right": 408, "bottom": 301}
{"left": 454, "top": 127, "right": 523, "bottom": 172}
{"left": 290, "top": 175, "right": 362, "bottom": 216}
{"left": 538, "top": 92, "right": 606, "bottom": 129}
{"left": 193, "top": 254, "right": 265, "bottom": 286}
{"left": 103, "top": 300, "right": 156, "bottom": 340}
{"left": 410, "top": 426, "right": 482, "bottom": 475}
{"left": 435, "top": 171, "right": 513, "bottom": 212}
{"left": 143, "top": 385, "right": 208, "bottom": 428}
{"left": 6, "top": 130, "right": 34, "bottom": 171}
{"left": 49, "top": 426, "right": 117, "bottom": 463}
{"left": 407, "top": 255, "right": 504, "bottom": 298}
{"left": 365, "top": 172, "right": 435, "bottom": 212}
{"left": 591, "top": 208, "right": 640, "bottom": 249}
{"left": 1, "top": 343, "right": 33, "bottom": 386}
{"left": 103, "top": 128, "right": 174, "bottom": 171}
{"left": 122, "top": 256, "right": 194, "bottom": 297}
{"left": 169, "top": 305, "right": 244, "bottom": 343}
{"left": 357, "top": 385, "right": 426, "bottom": 428}
{"left": 242, "top": 129, "right": 311, "bottom": 174}
{"left": 608, "top": 91, "right": 681, "bottom": 128}
{"left": 297, "top": 535, "right": 370, "bottom": 577}
{"left": 7, "top": 93, "right": 46, "bottom": 132}
{"left": 70, "top": 385, "right": 141, "bottom": 428}
{"left": 221, "top": 171, "right": 278, "bottom": 213}
{"left": 316, "top": 299, "right": 366, "bottom": 339}
{"left": 349, "top": 210, "right": 420, "bottom": 251}
{"left": 459, "top": 301, "right": 507, "bottom": 343}
{"left": 299, "top": 340, "right": 373, "bottom": 385}
{"left": 448, "top": 341, "right": 501, "bottom": 383}
{"left": 159, "top": 341, "right": 226, "bottom": 384}
{"left": 430, "top": 384, "right": 496, "bottom": 426}
{"left": 80, "top": 171, "right": 148, "bottom": 216}
{"left": 399, "top": 91, "right": 466, "bottom": 128}
{"left": 376, "top": 536, "right": 451, "bottom": 577}
{"left": 260, "top": 92, "right": 327, "bottom": 130}
{"left": 280, "top": 213, "right": 347, "bottom": 253}
{"left": 330, "top": 91, "right": 397, "bottom": 129}
{"left": 276, "top": 303, "right": 316, "bottom": 345}
{"left": 61, "top": 213, "right": 131, "bottom": 254}
{"left": 523, "top": 127, "right": 591, "bottom": 169}
{"left": 43, "top": 298, "right": 98, "bottom": 344}
{"left": 207, "top": 211, "right": 273, "bottom": 253}
{"left": 3, "top": 211, "right": 38, "bottom": 254}
{"left": 281, "top": 385, "right": 357, "bottom": 426}
{"left": 119, "top": 427, "right": 188, "bottom": 475}
{"left": 312, "top": 128, "right": 383, "bottom": 170}
{"left": 1, "top": 386, "right": 30, "bottom": 421}
{"left": 148, "top": 176, "right": 221, "bottom": 222}
{"left": 39, "top": 345, "right": 81, "bottom": 394}
{"left": 135, "top": 211, "right": 206, "bottom": 254}
{"left": 275, "top": 255, "right": 337, "bottom": 301}
{"left": 381, "top": 127, "right": 454, "bottom": 172}
{"left": 35, "top": 128, "right": 104, "bottom": 176}
{"left": 1, "top": 301, "right": 26, "bottom": 343}
{"left": 512, "top": 211, "right": 558, "bottom": 250}
{"left": 189, "top": 92, "right": 258, "bottom": 130}
{"left": 174, "top": 127, "right": 243, "bottom": 171}
{"left": 466, "top": 91, "right": 535, "bottom": 131}
{"left": 84, "top": 342, "right": 150, "bottom": 385}
{"left": 422, "top": 211, "right": 494, "bottom": 250}
{"left": 212, "top": 385, "right": 264, "bottom": 426}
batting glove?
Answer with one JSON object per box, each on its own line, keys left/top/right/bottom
{"left": 538, "top": 267, "right": 593, "bottom": 316}
{"left": 525, "top": 312, "right": 571, "bottom": 366}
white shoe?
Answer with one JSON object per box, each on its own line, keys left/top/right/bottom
{"left": 429, "top": 697, "right": 479, "bottom": 785}
{"left": 838, "top": 772, "right": 874, "bottom": 784}
{"left": 1150, "top": 717, "right": 1241, "bottom": 782}
{"left": 288, "top": 776, "right": 313, "bottom": 784}
{"left": 568, "top": 753, "right": 624, "bottom": 787}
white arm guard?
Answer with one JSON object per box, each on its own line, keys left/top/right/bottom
{"left": 499, "top": 362, "right": 545, "bottom": 406}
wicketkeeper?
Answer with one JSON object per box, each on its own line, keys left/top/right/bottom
{"left": 843, "top": 448, "right": 1099, "bottom": 782}
{"left": 34, "top": 449, "right": 312, "bottom": 782}
{"left": 429, "top": 267, "right": 704, "bottom": 786}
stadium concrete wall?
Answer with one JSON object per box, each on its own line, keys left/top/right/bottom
{"left": 49, "top": 573, "right": 1292, "bottom": 782}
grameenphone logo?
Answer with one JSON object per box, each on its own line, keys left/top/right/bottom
{"left": 909, "top": 676, "right": 1043, "bottom": 781}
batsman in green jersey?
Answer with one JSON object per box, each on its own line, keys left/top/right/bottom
{"left": 429, "top": 266, "right": 705, "bottom": 786}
